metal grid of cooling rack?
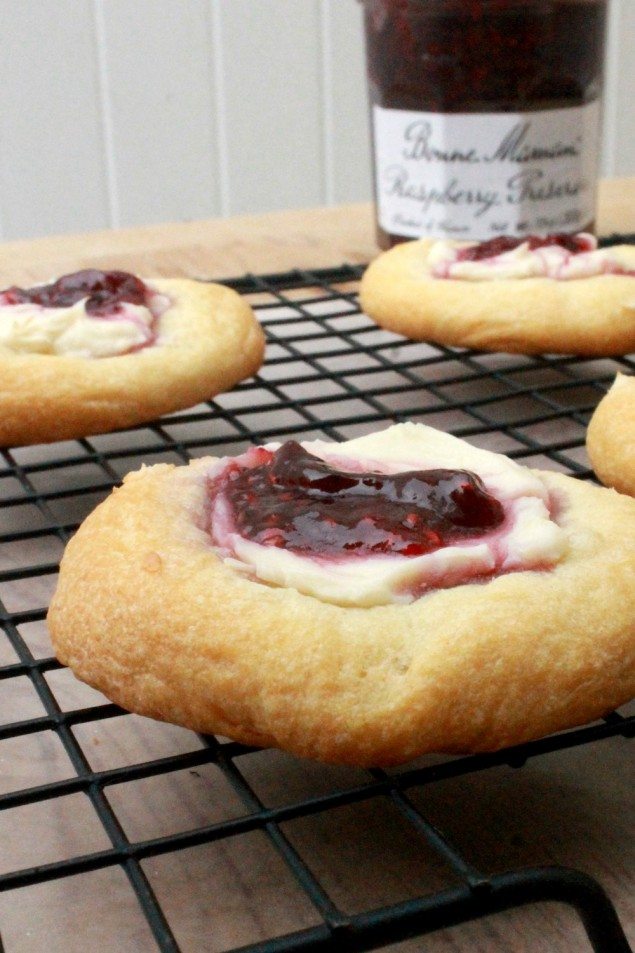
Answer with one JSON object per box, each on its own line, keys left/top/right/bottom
{"left": 1, "top": 256, "right": 634, "bottom": 953}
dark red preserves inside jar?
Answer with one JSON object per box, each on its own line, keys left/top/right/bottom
{"left": 361, "top": 0, "right": 607, "bottom": 248}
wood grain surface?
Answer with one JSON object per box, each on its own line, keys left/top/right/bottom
{"left": 0, "top": 178, "right": 633, "bottom": 286}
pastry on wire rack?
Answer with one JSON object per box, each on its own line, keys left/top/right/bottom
{"left": 587, "top": 373, "right": 635, "bottom": 497}
{"left": 359, "top": 234, "right": 635, "bottom": 355}
{"left": 48, "top": 422, "right": 635, "bottom": 766}
{"left": 0, "top": 268, "right": 264, "bottom": 446}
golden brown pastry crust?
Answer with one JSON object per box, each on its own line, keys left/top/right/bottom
{"left": 587, "top": 373, "right": 635, "bottom": 496}
{"left": 48, "top": 439, "right": 635, "bottom": 767}
{"left": 359, "top": 239, "right": 635, "bottom": 355}
{"left": 0, "top": 279, "right": 264, "bottom": 446}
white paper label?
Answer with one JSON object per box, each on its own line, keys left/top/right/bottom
{"left": 372, "top": 102, "right": 601, "bottom": 240}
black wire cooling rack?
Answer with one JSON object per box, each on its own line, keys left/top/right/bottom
{"left": 1, "top": 252, "right": 634, "bottom": 953}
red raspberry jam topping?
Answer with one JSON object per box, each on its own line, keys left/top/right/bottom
{"left": 1, "top": 269, "right": 150, "bottom": 317}
{"left": 216, "top": 441, "right": 505, "bottom": 559}
{"left": 457, "top": 233, "right": 592, "bottom": 262}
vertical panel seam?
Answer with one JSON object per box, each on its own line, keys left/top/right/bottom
{"left": 0, "top": 110, "right": 5, "bottom": 239}
{"left": 602, "top": 0, "right": 622, "bottom": 178}
{"left": 319, "top": 0, "right": 335, "bottom": 206}
{"left": 92, "top": 0, "right": 120, "bottom": 228}
{"left": 200, "top": 0, "right": 222, "bottom": 217}
{"left": 209, "top": 0, "right": 231, "bottom": 217}
{"left": 0, "top": 156, "right": 6, "bottom": 239}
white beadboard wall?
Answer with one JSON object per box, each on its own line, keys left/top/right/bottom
{"left": 0, "top": 0, "right": 631, "bottom": 242}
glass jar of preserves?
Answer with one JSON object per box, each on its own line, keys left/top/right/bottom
{"left": 361, "top": 0, "right": 608, "bottom": 248}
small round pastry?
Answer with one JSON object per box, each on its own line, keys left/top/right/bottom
{"left": 359, "top": 234, "right": 635, "bottom": 355}
{"left": 48, "top": 423, "right": 635, "bottom": 766}
{"left": 587, "top": 373, "right": 635, "bottom": 496}
{"left": 0, "top": 269, "right": 264, "bottom": 446}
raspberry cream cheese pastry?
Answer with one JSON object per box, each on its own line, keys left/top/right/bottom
{"left": 587, "top": 374, "right": 635, "bottom": 497}
{"left": 48, "top": 423, "right": 635, "bottom": 766}
{"left": 0, "top": 269, "right": 264, "bottom": 446}
{"left": 359, "top": 234, "right": 635, "bottom": 355}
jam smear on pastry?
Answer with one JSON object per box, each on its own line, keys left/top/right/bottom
{"left": 1, "top": 269, "right": 150, "bottom": 316}
{"left": 429, "top": 232, "right": 635, "bottom": 281}
{"left": 215, "top": 441, "right": 505, "bottom": 558}
{"left": 457, "top": 234, "right": 594, "bottom": 262}
{"left": 0, "top": 269, "right": 168, "bottom": 359}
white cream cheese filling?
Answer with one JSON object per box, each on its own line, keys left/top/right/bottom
{"left": 428, "top": 235, "right": 630, "bottom": 281}
{"left": 209, "top": 423, "right": 567, "bottom": 607}
{"left": 0, "top": 289, "right": 170, "bottom": 358}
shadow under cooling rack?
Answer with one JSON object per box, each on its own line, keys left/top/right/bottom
{"left": 0, "top": 260, "right": 634, "bottom": 953}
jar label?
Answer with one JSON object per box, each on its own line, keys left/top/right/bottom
{"left": 372, "top": 102, "right": 601, "bottom": 240}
